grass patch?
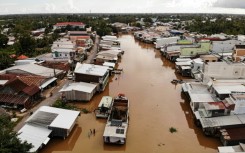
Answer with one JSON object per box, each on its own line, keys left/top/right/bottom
{"left": 169, "top": 127, "right": 177, "bottom": 133}
{"left": 81, "top": 108, "right": 89, "bottom": 114}
{"left": 52, "top": 99, "right": 78, "bottom": 110}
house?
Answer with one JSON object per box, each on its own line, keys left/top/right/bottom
{"left": 219, "top": 127, "right": 245, "bottom": 146}
{"left": 181, "top": 82, "right": 218, "bottom": 113}
{"left": 202, "top": 62, "right": 245, "bottom": 82}
{"left": 155, "top": 36, "right": 180, "bottom": 49}
{"left": 191, "top": 58, "right": 204, "bottom": 80}
{"left": 59, "top": 82, "right": 97, "bottom": 101}
{"left": 1, "top": 63, "right": 64, "bottom": 78}
{"left": 223, "top": 93, "right": 245, "bottom": 115}
{"left": 74, "top": 63, "right": 109, "bottom": 92}
{"left": 175, "top": 60, "right": 192, "bottom": 77}
{"left": 180, "top": 41, "right": 211, "bottom": 58}
{"left": 200, "top": 55, "right": 219, "bottom": 63}
{"left": 232, "top": 45, "right": 245, "bottom": 62}
{"left": 0, "top": 77, "right": 40, "bottom": 109}
{"left": 18, "top": 106, "right": 80, "bottom": 152}
{"left": 53, "top": 22, "right": 85, "bottom": 30}
{"left": 211, "top": 40, "right": 244, "bottom": 55}
{"left": 199, "top": 114, "right": 245, "bottom": 136}
{"left": 0, "top": 64, "right": 64, "bottom": 91}
{"left": 51, "top": 38, "right": 75, "bottom": 59}
{"left": 67, "top": 31, "right": 93, "bottom": 51}
{"left": 218, "top": 143, "right": 245, "bottom": 152}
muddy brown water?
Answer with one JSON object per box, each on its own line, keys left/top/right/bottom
{"left": 41, "top": 34, "right": 220, "bottom": 153}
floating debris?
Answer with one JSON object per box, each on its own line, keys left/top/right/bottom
{"left": 169, "top": 127, "right": 177, "bottom": 133}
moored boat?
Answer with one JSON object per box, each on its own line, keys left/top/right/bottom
{"left": 103, "top": 93, "right": 129, "bottom": 144}
{"left": 95, "top": 96, "right": 113, "bottom": 118}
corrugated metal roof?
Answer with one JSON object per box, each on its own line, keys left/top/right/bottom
{"left": 190, "top": 93, "right": 216, "bottom": 103}
{"left": 27, "top": 111, "right": 58, "bottom": 126}
{"left": 3, "top": 64, "right": 63, "bottom": 77}
{"left": 30, "top": 106, "right": 80, "bottom": 129}
{"left": 22, "top": 85, "right": 40, "bottom": 96}
{"left": 75, "top": 63, "right": 109, "bottom": 76}
{"left": 213, "top": 85, "right": 245, "bottom": 94}
{"left": 59, "top": 82, "right": 97, "bottom": 93}
{"left": 0, "top": 94, "right": 29, "bottom": 105}
{"left": 200, "top": 114, "right": 245, "bottom": 128}
{"left": 0, "top": 80, "right": 8, "bottom": 85}
{"left": 175, "top": 61, "right": 192, "bottom": 66}
{"left": 40, "top": 77, "right": 57, "bottom": 89}
{"left": 18, "top": 124, "right": 52, "bottom": 152}
{"left": 103, "top": 62, "right": 116, "bottom": 68}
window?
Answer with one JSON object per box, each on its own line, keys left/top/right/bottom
{"left": 116, "top": 129, "right": 125, "bottom": 134}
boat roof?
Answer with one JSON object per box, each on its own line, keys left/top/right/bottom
{"left": 98, "top": 96, "right": 113, "bottom": 108}
{"left": 103, "top": 62, "right": 116, "bottom": 68}
{"left": 103, "top": 124, "right": 127, "bottom": 138}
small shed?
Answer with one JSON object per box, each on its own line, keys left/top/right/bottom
{"left": 59, "top": 82, "right": 97, "bottom": 101}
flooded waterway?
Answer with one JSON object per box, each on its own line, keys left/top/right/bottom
{"left": 41, "top": 34, "right": 220, "bottom": 153}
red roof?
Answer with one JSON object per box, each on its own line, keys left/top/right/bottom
{"left": 17, "top": 54, "right": 29, "bottom": 60}
{"left": 0, "top": 74, "right": 16, "bottom": 80}
{"left": 22, "top": 85, "right": 40, "bottom": 96}
{"left": 55, "top": 22, "right": 84, "bottom": 26}
{"left": 0, "top": 93, "right": 29, "bottom": 105}
{"left": 18, "top": 75, "right": 46, "bottom": 87}
{"left": 6, "top": 78, "right": 28, "bottom": 93}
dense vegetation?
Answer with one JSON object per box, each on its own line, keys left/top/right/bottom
{"left": 185, "top": 15, "right": 245, "bottom": 35}
{"left": 0, "top": 115, "right": 33, "bottom": 153}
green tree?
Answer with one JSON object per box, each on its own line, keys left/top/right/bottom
{"left": 0, "top": 53, "right": 14, "bottom": 70}
{"left": 0, "top": 116, "right": 33, "bottom": 153}
{"left": 0, "top": 34, "right": 9, "bottom": 48}
{"left": 17, "top": 34, "right": 36, "bottom": 56}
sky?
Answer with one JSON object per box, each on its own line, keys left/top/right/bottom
{"left": 0, "top": 0, "right": 245, "bottom": 15}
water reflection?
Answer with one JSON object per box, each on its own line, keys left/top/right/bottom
{"left": 41, "top": 125, "right": 82, "bottom": 152}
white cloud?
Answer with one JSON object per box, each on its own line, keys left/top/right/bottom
{"left": 0, "top": 0, "right": 245, "bottom": 15}
{"left": 45, "top": 3, "right": 56, "bottom": 12}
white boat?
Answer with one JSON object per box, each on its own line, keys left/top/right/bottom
{"left": 103, "top": 94, "right": 129, "bottom": 144}
{"left": 95, "top": 96, "right": 113, "bottom": 118}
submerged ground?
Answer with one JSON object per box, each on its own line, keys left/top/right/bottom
{"left": 41, "top": 34, "right": 220, "bottom": 153}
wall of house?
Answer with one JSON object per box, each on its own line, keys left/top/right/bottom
{"left": 234, "top": 100, "right": 245, "bottom": 114}
{"left": 62, "top": 89, "right": 95, "bottom": 101}
{"left": 75, "top": 73, "right": 99, "bottom": 83}
{"left": 52, "top": 51, "right": 71, "bottom": 59}
{"left": 203, "top": 62, "right": 245, "bottom": 79}
{"left": 232, "top": 49, "right": 245, "bottom": 62}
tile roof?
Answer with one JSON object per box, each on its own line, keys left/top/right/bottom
{"left": 17, "top": 54, "right": 29, "bottom": 60}
{"left": 0, "top": 94, "right": 29, "bottom": 105}
{"left": 0, "top": 74, "right": 16, "bottom": 80}
{"left": 22, "top": 85, "right": 40, "bottom": 96}
{"left": 18, "top": 75, "right": 46, "bottom": 87}
{"left": 5, "top": 78, "right": 28, "bottom": 93}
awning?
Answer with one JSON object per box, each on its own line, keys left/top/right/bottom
{"left": 40, "top": 77, "right": 57, "bottom": 89}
